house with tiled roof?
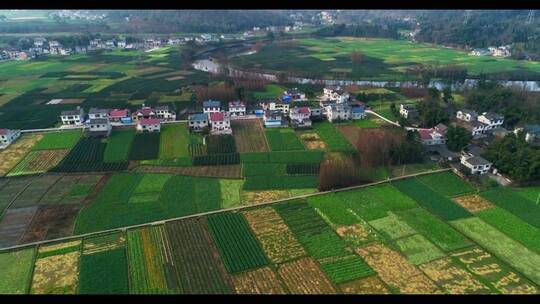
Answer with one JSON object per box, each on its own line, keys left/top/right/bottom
{"left": 132, "top": 106, "right": 156, "bottom": 122}
{"left": 228, "top": 100, "right": 246, "bottom": 117}
{"left": 156, "top": 105, "right": 176, "bottom": 121}
{"left": 60, "top": 107, "right": 85, "bottom": 126}
{"left": 203, "top": 100, "right": 222, "bottom": 114}
{"left": 0, "top": 128, "right": 21, "bottom": 149}
{"left": 209, "top": 112, "right": 232, "bottom": 135}
{"left": 109, "top": 109, "right": 131, "bottom": 123}
{"left": 188, "top": 113, "right": 209, "bottom": 132}
{"left": 88, "top": 108, "right": 110, "bottom": 120}
{"left": 418, "top": 128, "right": 446, "bottom": 146}
{"left": 136, "top": 118, "right": 161, "bottom": 133}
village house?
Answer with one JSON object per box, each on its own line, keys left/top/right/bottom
{"left": 105, "top": 40, "right": 115, "bottom": 49}
{"left": 117, "top": 40, "right": 126, "bottom": 48}
{"left": 188, "top": 113, "right": 209, "bottom": 132}
{"left": 322, "top": 86, "right": 350, "bottom": 103}
{"left": 289, "top": 106, "right": 312, "bottom": 128}
{"left": 460, "top": 120, "right": 486, "bottom": 138}
{"left": 399, "top": 104, "right": 419, "bottom": 119}
{"left": 515, "top": 124, "right": 540, "bottom": 143}
{"left": 469, "top": 48, "right": 491, "bottom": 56}
{"left": 132, "top": 106, "right": 156, "bottom": 121}
{"left": 310, "top": 106, "right": 323, "bottom": 120}
{"left": 60, "top": 107, "right": 85, "bottom": 126}
{"left": 228, "top": 100, "right": 246, "bottom": 117}
{"left": 136, "top": 118, "right": 161, "bottom": 133}
{"left": 283, "top": 88, "right": 307, "bottom": 102}
{"left": 489, "top": 46, "right": 511, "bottom": 58}
{"left": 261, "top": 101, "right": 290, "bottom": 115}
{"left": 203, "top": 100, "right": 222, "bottom": 114}
{"left": 325, "top": 103, "right": 351, "bottom": 122}
{"left": 418, "top": 128, "right": 446, "bottom": 146}
{"left": 264, "top": 110, "right": 285, "bottom": 128}
{"left": 109, "top": 109, "right": 131, "bottom": 124}
{"left": 87, "top": 118, "right": 112, "bottom": 137}
{"left": 456, "top": 109, "right": 478, "bottom": 122}
{"left": 351, "top": 103, "right": 367, "bottom": 120}
{"left": 0, "top": 128, "right": 21, "bottom": 149}
{"left": 209, "top": 112, "right": 232, "bottom": 135}
{"left": 88, "top": 108, "right": 110, "bottom": 120}
{"left": 460, "top": 152, "right": 493, "bottom": 175}
{"left": 477, "top": 112, "right": 504, "bottom": 131}
{"left": 155, "top": 105, "right": 176, "bottom": 121}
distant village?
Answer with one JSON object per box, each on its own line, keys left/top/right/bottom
{"left": 469, "top": 45, "right": 512, "bottom": 58}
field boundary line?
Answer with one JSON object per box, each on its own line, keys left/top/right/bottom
{"left": 0, "top": 168, "right": 451, "bottom": 252}
{"left": 365, "top": 110, "right": 400, "bottom": 127}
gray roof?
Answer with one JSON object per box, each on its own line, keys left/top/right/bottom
{"left": 89, "top": 118, "right": 109, "bottom": 124}
{"left": 401, "top": 104, "right": 416, "bottom": 110}
{"left": 481, "top": 112, "right": 504, "bottom": 121}
{"left": 524, "top": 124, "right": 540, "bottom": 134}
{"left": 203, "top": 100, "right": 221, "bottom": 108}
{"left": 465, "top": 156, "right": 492, "bottom": 166}
{"left": 465, "top": 145, "right": 484, "bottom": 157}
{"left": 61, "top": 109, "right": 82, "bottom": 116}
{"left": 89, "top": 108, "right": 109, "bottom": 114}
{"left": 459, "top": 109, "right": 478, "bottom": 116}
{"left": 155, "top": 105, "right": 170, "bottom": 111}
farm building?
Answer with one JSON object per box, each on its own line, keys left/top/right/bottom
{"left": 456, "top": 109, "right": 478, "bottom": 122}
{"left": 264, "top": 110, "right": 286, "bottom": 128}
{"left": 60, "top": 107, "right": 85, "bottom": 126}
{"left": 203, "top": 100, "right": 222, "bottom": 114}
{"left": 228, "top": 100, "right": 246, "bottom": 117}
{"left": 0, "top": 128, "right": 21, "bottom": 149}
{"left": 460, "top": 153, "right": 493, "bottom": 175}
{"left": 132, "top": 107, "right": 156, "bottom": 122}
{"left": 137, "top": 118, "right": 161, "bottom": 133}
{"left": 325, "top": 103, "right": 351, "bottom": 122}
{"left": 209, "top": 112, "right": 232, "bottom": 135}
{"left": 156, "top": 105, "right": 176, "bottom": 121}
{"left": 399, "top": 104, "right": 418, "bottom": 119}
{"left": 87, "top": 118, "right": 112, "bottom": 137}
{"left": 188, "top": 113, "right": 209, "bottom": 132}
{"left": 322, "top": 86, "right": 350, "bottom": 103}
{"left": 109, "top": 109, "right": 132, "bottom": 124}
{"left": 88, "top": 108, "right": 110, "bottom": 120}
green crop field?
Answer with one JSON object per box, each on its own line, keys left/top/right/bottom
{"left": 206, "top": 213, "right": 269, "bottom": 273}
{"left": 319, "top": 255, "right": 375, "bottom": 284}
{"left": 159, "top": 123, "right": 190, "bottom": 160}
{"left": 480, "top": 187, "right": 540, "bottom": 229}
{"left": 416, "top": 171, "right": 476, "bottom": 197}
{"left": 393, "top": 178, "right": 472, "bottom": 221}
{"left": 129, "top": 133, "right": 160, "bottom": 160}
{"left": 312, "top": 121, "right": 355, "bottom": 152}
{"left": 265, "top": 128, "right": 305, "bottom": 151}
{"left": 243, "top": 175, "right": 318, "bottom": 190}
{"left": 368, "top": 212, "right": 416, "bottom": 240}
{"left": 394, "top": 234, "right": 445, "bottom": 265}
{"left": 32, "top": 130, "right": 81, "bottom": 151}
{"left": 0, "top": 248, "right": 35, "bottom": 294}
{"left": 79, "top": 248, "right": 129, "bottom": 294}
{"left": 104, "top": 129, "right": 135, "bottom": 162}
{"left": 231, "top": 37, "right": 540, "bottom": 81}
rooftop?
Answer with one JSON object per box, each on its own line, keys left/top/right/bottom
{"left": 210, "top": 112, "right": 225, "bottom": 122}
{"left": 110, "top": 109, "right": 130, "bottom": 117}
{"left": 189, "top": 113, "right": 208, "bottom": 121}
{"left": 481, "top": 112, "right": 504, "bottom": 121}
{"left": 89, "top": 108, "right": 110, "bottom": 115}
{"left": 139, "top": 118, "right": 161, "bottom": 126}
{"left": 203, "top": 100, "right": 221, "bottom": 108}
{"left": 0, "top": 129, "right": 8, "bottom": 135}
{"left": 61, "top": 109, "right": 82, "bottom": 116}
{"left": 228, "top": 100, "right": 245, "bottom": 107}
{"left": 291, "top": 107, "right": 310, "bottom": 114}
{"left": 464, "top": 155, "right": 492, "bottom": 166}
{"left": 89, "top": 118, "right": 109, "bottom": 125}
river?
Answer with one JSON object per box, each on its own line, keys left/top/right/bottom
{"left": 193, "top": 54, "right": 540, "bottom": 92}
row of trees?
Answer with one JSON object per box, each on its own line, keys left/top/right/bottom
{"left": 314, "top": 23, "right": 400, "bottom": 39}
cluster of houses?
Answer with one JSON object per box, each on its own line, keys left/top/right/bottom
{"left": 0, "top": 33, "right": 226, "bottom": 62}
{"left": 59, "top": 105, "right": 176, "bottom": 137}
{"left": 242, "top": 25, "right": 303, "bottom": 38}
{"left": 469, "top": 45, "right": 512, "bottom": 58}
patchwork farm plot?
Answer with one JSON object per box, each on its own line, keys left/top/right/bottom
{"left": 1, "top": 170, "right": 540, "bottom": 294}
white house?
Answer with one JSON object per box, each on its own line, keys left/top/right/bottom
{"left": 418, "top": 128, "right": 446, "bottom": 146}
{"left": 456, "top": 109, "right": 478, "bottom": 122}
{"left": 351, "top": 104, "right": 366, "bottom": 120}
{"left": 117, "top": 40, "right": 126, "bottom": 48}
{"left": 261, "top": 101, "right": 290, "bottom": 115}
{"left": 264, "top": 110, "right": 285, "bottom": 128}
{"left": 132, "top": 107, "right": 156, "bottom": 121}
{"left": 399, "top": 104, "right": 418, "bottom": 119}
{"left": 322, "top": 86, "right": 350, "bottom": 103}
{"left": 228, "top": 100, "right": 246, "bottom": 117}
{"left": 209, "top": 112, "right": 232, "bottom": 135}
{"left": 188, "top": 113, "right": 209, "bottom": 132}
{"left": 155, "top": 105, "right": 176, "bottom": 121}
{"left": 0, "top": 129, "right": 21, "bottom": 149}
{"left": 137, "top": 118, "right": 161, "bottom": 133}
{"left": 283, "top": 88, "right": 307, "bottom": 101}
{"left": 60, "top": 107, "right": 85, "bottom": 126}
{"left": 289, "top": 107, "right": 312, "bottom": 128}
{"left": 203, "top": 100, "right": 222, "bottom": 114}
{"left": 87, "top": 118, "right": 112, "bottom": 137}
{"left": 515, "top": 125, "right": 540, "bottom": 143}
{"left": 477, "top": 112, "right": 504, "bottom": 130}
{"left": 326, "top": 103, "right": 351, "bottom": 122}
{"left": 460, "top": 121, "right": 487, "bottom": 137}
{"left": 88, "top": 108, "right": 110, "bottom": 120}
{"left": 460, "top": 153, "right": 493, "bottom": 175}
{"left": 469, "top": 48, "right": 491, "bottom": 56}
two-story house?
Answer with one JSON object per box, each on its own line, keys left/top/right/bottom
{"left": 156, "top": 105, "right": 176, "bottom": 121}
{"left": 0, "top": 128, "right": 21, "bottom": 149}
{"left": 325, "top": 103, "right": 351, "bottom": 122}
{"left": 228, "top": 100, "right": 246, "bottom": 117}
{"left": 418, "top": 128, "right": 446, "bottom": 146}
{"left": 132, "top": 107, "right": 156, "bottom": 122}
{"left": 136, "top": 118, "right": 161, "bottom": 133}
{"left": 261, "top": 101, "right": 290, "bottom": 115}
{"left": 60, "top": 107, "right": 85, "bottom": 126}
{"left": 87, "top": 118, "right": 112, "bottom": 137}
{"left": 203, "top": 100, "right": 222, "bottom": 114}
{"left": 109, "top": 109, "right": 131, "bottom": 124}
{"left": 399, "top": 104, "right": 419, "bottom": 119}
{"left": 264, "top": 110, "right": 285, "bottom": 128}
{"left": 322, "top": 86, "right": 350, "bottom": 103}
{"left": 188, "top": 113, "right": 209, "bottom": 132}
{"left": 209, "top": 112, "right": 232, "bottom": 135}
{"left": 460, "top": 153, "right": 493, "bottom": 175}
{"left": 477, "top": 112, "right": 504, "bottom": 131}
{"left": 351, "top": 103, "right": 366, "bottom": 120}
{"left": 456, "top": 109, "right": 478, "bottom": 122}
{"left": 289, "top": 106, "right": 312, "bottom": 128}
{"left": 88, "top": 108, "right": 110, "bottom": 120}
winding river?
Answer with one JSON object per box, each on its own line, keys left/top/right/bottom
{"left": 193, "top": 51, "right": 540, "bottom": 92}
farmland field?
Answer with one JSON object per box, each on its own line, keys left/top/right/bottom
{"left": 339, "top": 276, "right": 390, "bottom": 294}
{"left": 231, "top": 120, "right": 269, "bottom": 152}
{"left": 296, "top": 130, "right": 327, "bottom": 150}
{"left": 419, "top": 258, "right": 492, "bottom": 294}
{"left": 394, "top": 234, "right": 445, "bottom": 265}
{"left": 312, "top": 121, "right": 355, "bottom": 152}
{"left": 129, "top": 133, "right": 161, "bottom": 160}
{"left": 103, "top": 129, "right": 135, "bottom": 162}
{"left": 79, "top": 247, "right": 129, "bottom": 294}
{"left": 7, "top": 149, "right": 69, "bottom": 176}
{"left": 0, "top": 134, "right": 43, "bottom": 176}
{"left": 32, "top": 130, "right": 81, "bottom": 151}
{"left": 207, "top": 212, "right": 269, "bottom": 273}
{"left": 416, "top": 171, "right": 476, "bottom": 197}
{"left": 265, "top": 128, "right": 304, "bottom": 151}
{"left": 159, "top": 123, "right": 190, "bottom": 160}
{"left": 278, "top": 257, "right": 337, "bottom": 294}
{"left": 0, "top": 247, "right": 35, "bottom": 294}
{"left": 232, "top": 267, "right": 286, "bottom": 294}
{"left": 480, "top": 187, "right": 540, "bottom": 229}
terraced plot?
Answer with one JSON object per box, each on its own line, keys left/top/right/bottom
{"left": 232, "top": 267, "right": 286, "bottom": 294}
{"left": 278, "top": 257, "right": 337, "bottom": 294}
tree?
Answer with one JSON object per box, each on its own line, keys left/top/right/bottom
{"left": 318, "top": 154, "right": 360, "bottom": 191}
{"left": 266, "top": 31, "right": 275, "bottom": 41}
{"left": 418, "top": 88, "right": 448, "bottom": 127}
{"left": 442, "top": 86, "right": 454, "bottom": 104}
{"left": 446, "top": 126, "right": 472, "bottom": 152}
{"left": 275, "top": 72, "right": 288, "bottom": 84}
